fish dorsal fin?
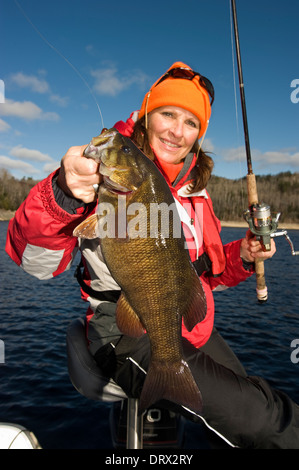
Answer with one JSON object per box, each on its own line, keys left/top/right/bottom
{"left": 73, "top": 214, "right": 99, "bottom": 239}
{"left": 183, "top": 269, "right": 207, "bottom": 332}
{"left": 116, "top": 293, "right": 145, "bottom": 337}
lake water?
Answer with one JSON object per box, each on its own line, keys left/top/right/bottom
{"left": 0, "top": 220, "right": 298, "bottom": 449}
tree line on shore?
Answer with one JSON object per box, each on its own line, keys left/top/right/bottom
{"left": 207, "top": 171, "right": 299, "bottom": 223}
{"left": 1, "top": 168, "right": 299, "bottom": 223}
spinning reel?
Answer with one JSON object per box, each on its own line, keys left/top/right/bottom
{"left": 243, "top": 203, "right": 299, "bottom": 256}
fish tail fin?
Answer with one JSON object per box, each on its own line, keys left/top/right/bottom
{"left": 139, "top": 359, "right": 202, "bottom": 413}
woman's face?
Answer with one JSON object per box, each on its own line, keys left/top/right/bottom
{"left": 147, "top": 106, "right": 200, "bottom": 164}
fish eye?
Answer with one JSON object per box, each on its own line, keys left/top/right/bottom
{"left": 121, "top": 145, "right": 131, "bottom": 154}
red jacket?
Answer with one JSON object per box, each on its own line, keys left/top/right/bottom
{"left": 5, "top": 120, "right": 254, "bottom": 349}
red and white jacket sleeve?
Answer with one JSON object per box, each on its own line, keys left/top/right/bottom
{"left": 5, "top": 169, "right": 95, "bottom": 280}
{"left": 209, "top": 239, "right": 254, "bottom": 291}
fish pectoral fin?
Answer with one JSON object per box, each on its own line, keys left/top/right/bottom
{"left": 73, "top": 214, "right": 99, "bottom": 239}
{"left": 116, "top": 293, "right": 145, "bottom": 337}
{"left": 183, "top": 269, "right": 207, "bottom": 332}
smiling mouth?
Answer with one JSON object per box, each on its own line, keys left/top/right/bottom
{"left": 160, "top": 138, "right": 181, "bottom": 149}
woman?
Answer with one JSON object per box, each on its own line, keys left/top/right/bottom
{"left": 6, "top": 62, "right": 299, "bottom": 448}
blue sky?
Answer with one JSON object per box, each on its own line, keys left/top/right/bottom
{"left": 0, "top": 0, "right": 298, "bottom": 181}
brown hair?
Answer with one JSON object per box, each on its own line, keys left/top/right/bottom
{"left": 131, "top": 117, "right": 214, "bottom": 192}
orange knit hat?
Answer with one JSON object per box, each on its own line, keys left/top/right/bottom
{"left": 138, "top": 61, "right": 212, "bottom": 139}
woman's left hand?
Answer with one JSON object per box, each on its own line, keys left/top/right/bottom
{"left": 240, "top": 229, "right": 276, "bottom": 263}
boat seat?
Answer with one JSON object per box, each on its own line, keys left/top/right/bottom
{"left": 66, "top": 317, "right": 127, "bottom": 402}
{"left": 66, "top": 317, "right": 183, "bottom": 449}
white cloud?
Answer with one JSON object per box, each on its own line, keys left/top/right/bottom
{"left": 202, "top": 137, "right": 215, "bottom": 153}
{"left": 0, "top": 118, "right": 10, "bottom": 132}
{"left": 0, "top": 79, "right": 4, "bottom": 103}
{"left": 91, "top": 65, "right": 148, "bottom": 96}
{"left": 260, "top": 150, "right": 299, "bottom": 167}
{"left": 11, "top": 72, "right": 50, "bottom": 94}
{"left": 221, "top": 146, "right": 246, "bottom": 162}
{"left": 220, "top": 146, "right": 299, "bottom": 169}
{"left": 0, "top": 155, "right": 40, "bottom": 174}
{"left": 0, "top": 99, "right": 59, "bottom": 121}
{"left": 10, "top": 72, "right": 69, "bottom": 109}
{"left": 86, "top": 44, "right": 95, "bottom": 55}
{"left": 43, "top": 161, "right": 60, "bottom": 174}
{"left": 49, "top": 94, "right": 69, "bottom": 107}
{"left": 10, "top": 145, "right": 53, "bottom": 163}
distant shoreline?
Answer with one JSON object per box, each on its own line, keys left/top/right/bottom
{"left": 0, "top": 210, "right": 16, "bottom": 221}
{"left": 1, "top": 209, "right": 299, "bottom": 230}
{"left": 220, "top": 220, "right": 299, "bottom": 230}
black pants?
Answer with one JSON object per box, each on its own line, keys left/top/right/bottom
{"left": 94, "top": 328, "right": 299, "bottom": 449}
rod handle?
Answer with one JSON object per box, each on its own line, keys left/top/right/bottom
{"left": 246, "top": 174, "right": 268, "bottom": 302}
{"left": 255, "top": 259, "right": 268, "bottom": 302}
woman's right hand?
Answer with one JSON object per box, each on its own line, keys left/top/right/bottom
{"left": 57, "top": 145, "right": 102, "bottom": 203}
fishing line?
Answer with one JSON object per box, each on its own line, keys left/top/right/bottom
{"left": 229, "top": 0, "right": 245, "bottom": 207}
{"left": 13, "top": 0, "right": 105, "bottom": 129}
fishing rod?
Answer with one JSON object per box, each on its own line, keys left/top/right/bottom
{"left": 230, "top": 0, "right": 298, "bottom": 303}
{"left": 230, "top": 0, "right": 269, "bottom": 302}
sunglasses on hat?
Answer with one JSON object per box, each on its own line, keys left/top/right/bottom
{"left": 154, "top": 67, "right": 214, "bottom": 105}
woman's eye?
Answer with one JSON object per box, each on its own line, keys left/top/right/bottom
{"left": 162, "top": 111, "right": 173, "bottom": 118}
{"left": 187, "top": 120, "right": 197, "bottom": 128}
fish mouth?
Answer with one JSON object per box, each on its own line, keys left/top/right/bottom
{"left": 83, "top": 129, "right": 117, "bottom": 162}
{"left": 103, "top": 175, "right": 133, "bottom": 195}
{"left": 100, "top": 163, "right": 133, "bottom": 195}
